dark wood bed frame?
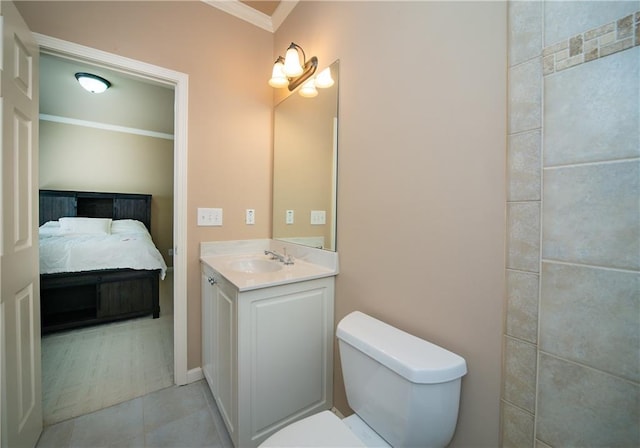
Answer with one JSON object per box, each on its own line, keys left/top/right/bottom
{"left": 39, "top": 189, "right": 161, "bottom": 334}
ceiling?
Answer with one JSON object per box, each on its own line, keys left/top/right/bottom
{"left": 40, "top": 53, "right": 175, "bottom": 136}
{"left": 240, "top": 1, "right": 281, "bottom": 16}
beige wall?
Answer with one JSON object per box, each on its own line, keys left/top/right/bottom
{"left": 21, "top": 1, "right": 507, "bottom": 445}
{"left": 39, "top": 120, "right": 175, "bottom": 265}
{"left": 274, "top": 2, "right": 507, "bottom": 446}
{"left": 17, "top": 0, "right": 274, "bottom": 371}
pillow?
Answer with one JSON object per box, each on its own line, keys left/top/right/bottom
{"left": 111, "top": 219, "right": 148, "bottom": 235}
{"left": 39, "top": 221, "right": 60, "bottom": 230}
{"left": 39, "top": 220, "right": 61, "bottom": 236}
{"left": 59, "top": 217, "right": 112, "bottom": 235}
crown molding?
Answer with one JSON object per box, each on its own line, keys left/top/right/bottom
{"left": 271, "top": 1, "right": 298, "bottom": 31}
{"left": 201, "top": 0, "right": 298, "bottom": 33}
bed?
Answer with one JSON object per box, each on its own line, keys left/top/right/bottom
{"left": 39, "top": 189, "right": 168, "bottom": 334}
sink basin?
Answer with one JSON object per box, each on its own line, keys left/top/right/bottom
{"left": 229, "top": 259, "right": 283, "bottom": 274}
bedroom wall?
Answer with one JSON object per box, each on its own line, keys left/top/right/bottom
{"left": 39, "top": 120, "right": 174, "bottom": 266}
{"left": 16, "top": 0, "right": 274, "bottom": 372}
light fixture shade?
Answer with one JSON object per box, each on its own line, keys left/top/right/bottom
{"left": 283, "top": 46, "right": 304, "bottom": 77}
{"left": 299, "top": 79, "right": 318, "bottom": 98}
{"left": 268, "top": 60, "right": 288, "bottom": 88}
{"left": 75, "top": 72, "right": 111, "bottom": 93}
{"left": 315, "top": 67, "right": 334, "bottom": 88}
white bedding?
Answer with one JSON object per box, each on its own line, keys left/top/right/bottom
{"left": 39, "top": 219, "right": 167, "bottom": 279}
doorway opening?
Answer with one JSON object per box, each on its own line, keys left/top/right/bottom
{"left": 35, "top": 33, "right": 188, "bottom": 423}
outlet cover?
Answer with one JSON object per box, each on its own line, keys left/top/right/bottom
{"left": 286, "top": 210, "right": 294, "bottom": 225}
{"left": 246, "top": 209, "right": 255, "bottom": 225}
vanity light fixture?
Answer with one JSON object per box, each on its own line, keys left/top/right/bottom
{"left": 74, "top": 72, "right": 111, "bottom": 94}
{"left": 269, "top": 42, "right": 333, "bottom": 97}
{"left": 298, "top": 78, "right": 318, "bottom": 98}
{"left": 314, "top": 67, "right": 334, "bottom": 88}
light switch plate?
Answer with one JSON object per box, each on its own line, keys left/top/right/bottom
{"left": 310, "top": 210, "right": 326, "bottom": 225}
{"left": 197, "top": 207, "right": 223, "bottom": 226}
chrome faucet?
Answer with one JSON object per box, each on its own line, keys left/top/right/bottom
{"left": 264, "top": 249, "right": 294, "bottom": 265}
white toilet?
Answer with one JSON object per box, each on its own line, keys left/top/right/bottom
{"left": 260, "top": 311, "right": 467, "bottom": 448}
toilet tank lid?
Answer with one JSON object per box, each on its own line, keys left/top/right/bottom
{"left": 337, "top": 311, "right": 467, "bottom": 384}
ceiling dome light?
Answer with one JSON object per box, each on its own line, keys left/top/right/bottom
{"left": 75, "top": 72, "right": 111, "bottom": 94}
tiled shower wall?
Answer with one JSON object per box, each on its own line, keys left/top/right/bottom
{"left": 503, "top": 1, "right": 640, "bottom": 446}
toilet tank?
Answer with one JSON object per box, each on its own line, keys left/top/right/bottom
{"left": 336, "top": 311, "right": 467, "bottom": 448}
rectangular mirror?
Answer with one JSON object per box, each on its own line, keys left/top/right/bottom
{"left": 272, "top": 60, "right": 339, "bottom": 251}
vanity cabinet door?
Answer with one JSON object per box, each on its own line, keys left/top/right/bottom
{"left": 237, "top": 277, "right": 334, "bottom": 447}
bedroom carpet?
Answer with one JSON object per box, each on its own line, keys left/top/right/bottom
{"left": 41, "top": 271, "right": 174, "bottom": 426}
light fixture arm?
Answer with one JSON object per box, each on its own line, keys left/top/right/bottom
{"left": 287, "top": 56, "right": 318, "bottom": 91}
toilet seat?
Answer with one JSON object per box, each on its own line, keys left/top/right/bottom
{"left": 260, "top": 411, "right": 366, "bottom": 447}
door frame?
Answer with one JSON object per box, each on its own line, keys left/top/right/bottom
{"left": 33, "top": 33, "right": 189, "bottom": 385}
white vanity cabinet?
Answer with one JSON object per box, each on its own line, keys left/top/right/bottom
{"left": 201, "top": 261, "right": 335, "bottom": 448}
{"left": 201, "top": 263, "right": 237, "bottom": 438}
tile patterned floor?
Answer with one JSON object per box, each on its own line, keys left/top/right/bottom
{"left": 36, "top": 380, "right": 233, "bottom": 448}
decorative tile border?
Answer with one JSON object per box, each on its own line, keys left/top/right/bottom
{"left": 543, "top": 11, "right": 639, "bottom": 75}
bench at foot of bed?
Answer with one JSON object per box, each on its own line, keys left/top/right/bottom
{"left": 40, "top": 269, "right": 161, "bottom": 334}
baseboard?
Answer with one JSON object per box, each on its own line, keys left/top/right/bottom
{"left": 186, "top": 367, "right": 204, "bottom": 383}
{"left": 331, "top": 407, "right": 345, "bottom": 419}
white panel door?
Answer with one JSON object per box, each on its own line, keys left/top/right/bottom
{"left": 0, "top": 1, "right": 42, "bottom": 447}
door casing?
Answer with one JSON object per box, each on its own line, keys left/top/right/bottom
{"left": 34, "top": 33, "right": 190, "bottom": 386}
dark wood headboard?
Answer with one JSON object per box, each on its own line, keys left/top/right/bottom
{"left": 39, "top": 190, "right": 152, "bottom": 232}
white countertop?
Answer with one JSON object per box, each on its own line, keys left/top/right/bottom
{"left": 200, "top": 239, "right": 339, "bottom": 291}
